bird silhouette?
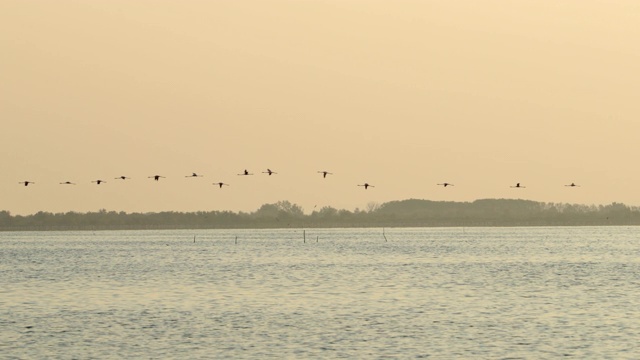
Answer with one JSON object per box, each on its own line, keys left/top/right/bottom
{"left": 565, "top": 183, "right": 580, "bottom": 187}
{"left": 213, "top": 182, "right": 230, "bottom": 188}
{"left": 318, "top": 171, "right": 333, "bottom": 178}
{"left": 115, "top": 176, "right": 130, "bottom": 180}
{"left": 262, "top": 169, "right": 277, "bottom": 176}
{"left": 19, "top": 181, "right": 34, "bottom": 186}
{"left": 238, "top": 170, "right": 253, "bottom": 176}
{"left": 91, "top": 180, "right": 106, "bottom": 185}
{"left": 149, "top": 175, "right": 165, "bottom": 181}
{"left": 186, "top": 173, "right": 203, "bottom": 178}
{"left": 437, "top": 183, "right": 454, "bottom": 187}
{"left": 60, "top": 181, "right": 76, "bottom": 185}
{"left": 510, "top": 183, "right": 526, "bottom": 188}
{"left": 358, "top": 183, "right": 374, "bottom": 189}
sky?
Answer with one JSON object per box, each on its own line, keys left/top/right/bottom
{"left": 2, "top": 0, "right": 640, "bottom": 215}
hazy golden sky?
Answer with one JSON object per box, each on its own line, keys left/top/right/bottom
{"left": 2, "top": 1, "right": 640, "bottom": 215}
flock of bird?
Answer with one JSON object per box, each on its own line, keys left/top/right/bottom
{"left": 16, "top": 170, "right": 342, "bottom": 188}
{"left": 16, "top": 170, "right": 581, "bottom": 190}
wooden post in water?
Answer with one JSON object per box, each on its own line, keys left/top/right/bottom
{"left": 194, "top": 235, "right": 196, "bottom": 243}
{"left": 383, "top": 227, "right": 388, "bottom": 242}
{"left": 316, "top": 236, "right": 319, "bottom": 243}
{"left": 235, "top": 236, "right": 238, "bottom": 244}
{"left": 303, "top": 230, "right": 306, "bottom": 243}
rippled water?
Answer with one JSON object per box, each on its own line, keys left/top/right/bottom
{"left": 1, "top": 227, "right": 639, "bottom": 359}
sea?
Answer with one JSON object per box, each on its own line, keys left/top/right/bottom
{"left": 1, "top": 227, "right": 639, "bottom": 359}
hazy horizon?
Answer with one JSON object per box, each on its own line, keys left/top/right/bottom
{"left": 3, "top": 1, "right": 639, "bottom": 216}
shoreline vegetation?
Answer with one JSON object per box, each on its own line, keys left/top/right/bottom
{"left": 2, "top": 199, "right": 639, "bottom": 231}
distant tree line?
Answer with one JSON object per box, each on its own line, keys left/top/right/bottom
{"left": 1, "top": 199, "right": 639, "bottom": 231}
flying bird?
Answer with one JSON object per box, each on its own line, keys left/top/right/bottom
{"left": 213, "top": 182, "right": 230, "bottom": 188}
{"left": 91, "top": 180, "right": 106, "bottom": 185}
{"left": 510, "top": 183, "right": 526, "bottom": 188}
{"left": 238, "top": 170, "right": 253, "bottom": 176}
{"left": 186, "top": 173, "right": 203, "bottom": 178}
{"left": 115, "top": 176, "right": 130, "bottom": 180}
{"left": 60, "top": 181, "right": 76, "bottom": 185}
{"left": 262, "top": 169, "right": 277, "bottom": 176}
{"left": 358, "top": 183, "right": 374, "bottom": 189}
{"left": 149, "top": 175, "right": 165, "bottom": 181}
{"left": 565, "top": 183, "right": 580, "bottom": 187}
{"left": 19, "top": 181, "right": 34, "bottom": 186}
{"left": 437, "top": 183, "right": 454, "bottom": 187}
{"left": 318, "top": 171, "right": 333, "bottom": 178}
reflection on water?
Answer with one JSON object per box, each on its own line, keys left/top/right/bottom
{"left": 1, "top": 227, "right": 639, "bottom": 358}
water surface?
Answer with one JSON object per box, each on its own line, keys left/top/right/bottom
{"left": 1, "top": 227, "right": 639, "bottom": 358}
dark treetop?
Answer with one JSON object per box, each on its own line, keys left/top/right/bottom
{"left": 1, "top": 199, "right": 638, "bottom": 231}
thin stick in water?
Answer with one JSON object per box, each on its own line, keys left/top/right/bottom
{"left": 383, "top": 227, "right": 388, "bottom": 242}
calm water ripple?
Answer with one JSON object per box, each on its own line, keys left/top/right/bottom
{"left": 1, "top": 227, "right": 639, "bottom": 359}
